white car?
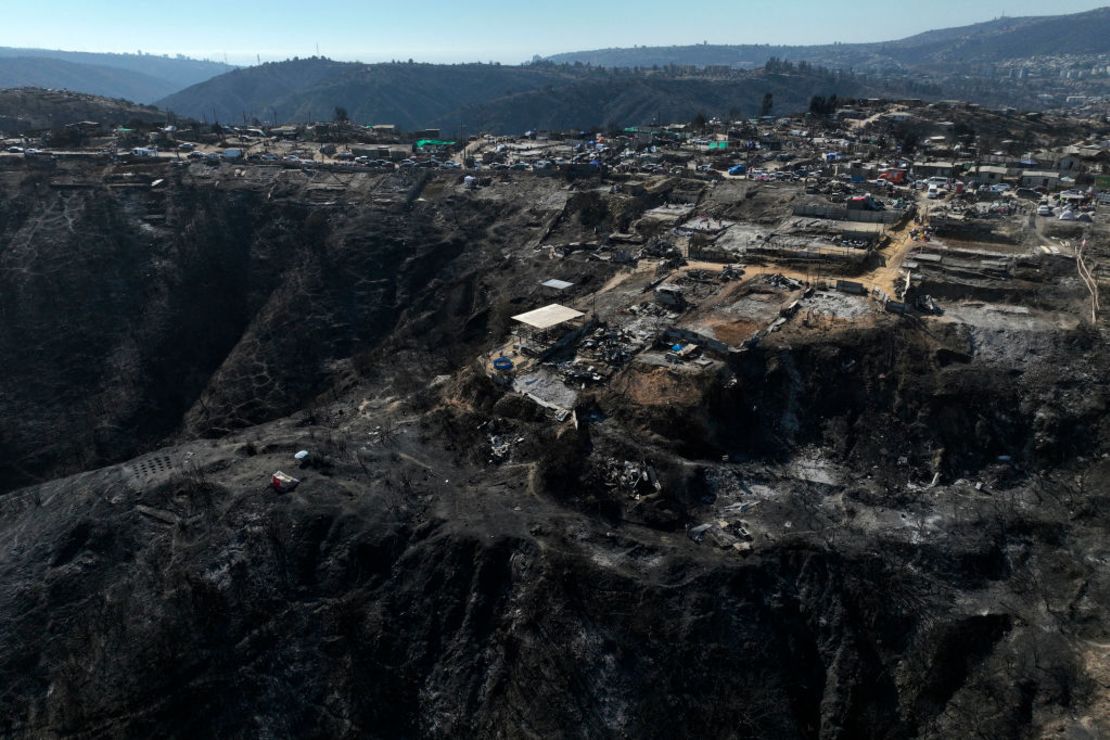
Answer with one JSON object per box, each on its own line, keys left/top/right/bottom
{"left": 1036, "top": 204, "right": 1053, "bottom": 217}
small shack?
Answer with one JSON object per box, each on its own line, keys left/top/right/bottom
{"left": 1020, "top": 170, "right": 1060, "bottom": 190}
{"left": 541, "top": 279, "right": 575, "bottom": 293}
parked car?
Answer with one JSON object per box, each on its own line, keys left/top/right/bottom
{"left": 1037, "top": 204, "right": 1053, "bottom": 217}
{"left": 6, "top": 146, "right": 24, "bottom": 153}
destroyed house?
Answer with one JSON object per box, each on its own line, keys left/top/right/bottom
{"left": 654, "top": 284, "right": 686, "bottom": 308}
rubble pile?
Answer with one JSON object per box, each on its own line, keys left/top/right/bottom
{"left": 488, "top": 433, "right": 524, "bottom": 463}
{"left": 600, "top": 457, "right": 662, "bottom": 496}
{"left": 578, "top": 326, "right": 648, "bottom": 366}
{"left": 555, "top": 361, "right": 606, "bottom": 386}
{"left": 687, "top": 519, "right": 755, "bottom": 553}
{"left": 764, "top": 274, "right": 804, "bottom": 290}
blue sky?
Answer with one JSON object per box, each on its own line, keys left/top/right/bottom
{"left": 1, "top": 0, "right": 1106, "bottom": 65}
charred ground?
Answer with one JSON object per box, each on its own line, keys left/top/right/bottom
{"left": 0, "top": 152, "right": 1108, "bottom": 738}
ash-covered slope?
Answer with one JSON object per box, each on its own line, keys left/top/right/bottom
{"left": 0, "top": 166, "right": 573, "bottom": 491}
{"left": 0, "top": 297, "right": 1107, "bottom": 738}
{"left": 0, "top": 157, "right": 1108, "bottom": 738}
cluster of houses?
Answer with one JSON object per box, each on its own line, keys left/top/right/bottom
{"left": 4, "top": 95, "right": 1107, "bottom": 210}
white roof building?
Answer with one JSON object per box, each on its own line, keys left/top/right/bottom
{"left": 511, "top": 304, "right": 585, "bottom": 331}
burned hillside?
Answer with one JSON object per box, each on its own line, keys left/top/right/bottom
{"left": 0, "top": 116, "right": 1108, "bottom": 739}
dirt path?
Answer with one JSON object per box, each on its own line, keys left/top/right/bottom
{"left": 869, "top": 218, "right": 919, "bottom": 296}
{"left": 1076, "top": 237, "right": 1101, "bottom": 323}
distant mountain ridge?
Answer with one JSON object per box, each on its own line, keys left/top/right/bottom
{"left": 544, "top": 7, "right": 1110, "bottom": 70}
{"left": 0, "top": 58, "right": 174, "bottom": 104}
{"left": 99, "top": 7, "right": 1110, "bottom": 135}
{"left": 0, "top": 48, "right": 233, "bottom": 102}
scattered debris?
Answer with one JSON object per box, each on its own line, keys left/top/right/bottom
{"left": 271, "top": 471, "right": 300, "bottom": 493}
{"left": 601, "top": 458, "right": 661, "bottom": 495}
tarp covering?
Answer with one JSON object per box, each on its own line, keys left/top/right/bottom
{"left": 415, "top": 139, "right": 457, "bottom": 149}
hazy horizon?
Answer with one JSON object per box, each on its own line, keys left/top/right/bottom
{"left": 0, "top": 0, "right": 1106, "bottom": 67}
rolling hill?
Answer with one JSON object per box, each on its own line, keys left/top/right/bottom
{"left": 158, "top": 58, "right": 926, "bottom": 134}
{"left": 158, "top": 59, "right": 573, "bottom": 129}
{"left": 545, "top": 7, "right": 1110, "bottom": 70}
{"left": 450, "top": 73, "right": 880, "bottom": 133}
{"left": 0, "top": 88, "right": 166, "bottom": 133}
{"left": 0, "top": 57, "right": 175, "bottom": 105}
{"left": 0, "top": 48, "right": 233, "bottom": 102}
